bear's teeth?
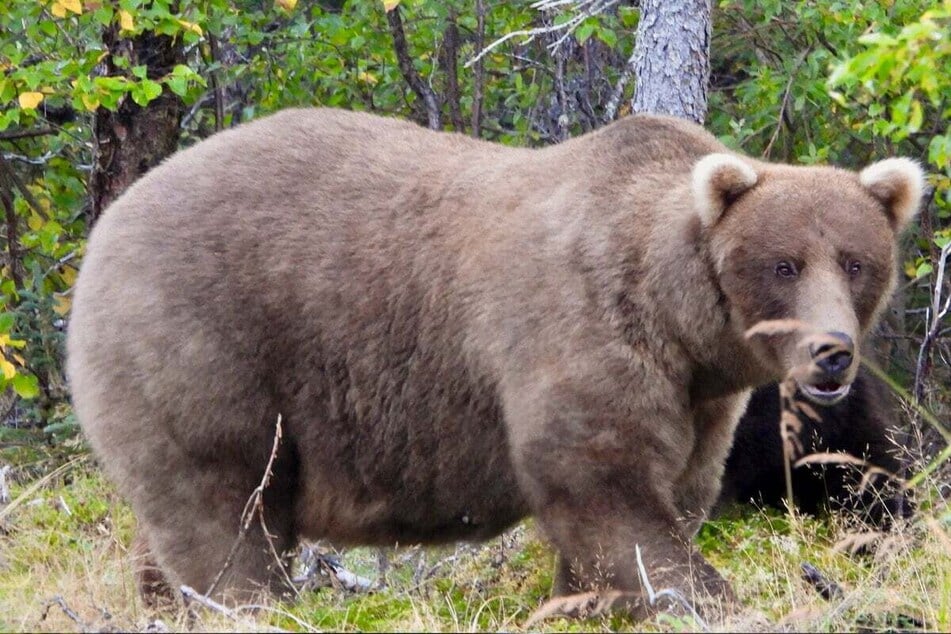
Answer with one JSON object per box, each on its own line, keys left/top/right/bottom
{"left": 799, "top": 381, "right": 852, "bottom": 405}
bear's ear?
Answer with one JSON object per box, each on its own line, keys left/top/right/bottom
{"left": 859, "top": 157, "right": 925, "bottom": 231}
{"left": 692, "top": 153, "right": 759, "bottom": 228}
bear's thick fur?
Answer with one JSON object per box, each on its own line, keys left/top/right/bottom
{"left": 67, "top": 109, "right": 924, "bottom": 614}
{"left": 720, "top": 368, "right": 910, "bottom": 526}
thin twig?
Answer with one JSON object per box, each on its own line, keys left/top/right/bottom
{"left": 0, "top": 456, "right": 85, "bottom": 523}
{"left": 208, "top": 34, "right": 226, "bottom": 132}
{"left": 762, "top": 49, "right": 809, "bottom": 159}
{"left": 180, "top": 585, "right": 292, "bottom": 632}
{"left": 181, "top": 584, "right": 239, "bottom": 619}
{"left": 635, "top": 544, "right": 708, "bottom": 630}
{"left": 205, "top": 416, "right": 295, "bottom": 598}
{"left": 40, "top": 595, "right": 88, "bottom": 629}
{"left": 0, "top": 152, "right": 50, "bottom": 221}
{"left": 914, "top": 240, "right": 951, "bottom": 402}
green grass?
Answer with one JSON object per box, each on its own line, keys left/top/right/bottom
{"left": 0, "top": 459, "right": 948, "bottom": 632}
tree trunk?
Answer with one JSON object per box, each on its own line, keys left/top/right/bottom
{"left": 89, "top": 27, "right": 185, "bottom": 223}
{"left": 631, "top": 0, "right": 711, "bottom": 124}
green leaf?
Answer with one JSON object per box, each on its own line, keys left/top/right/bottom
{"left": 575, "top": 22, "right": 595, "bottom": 44}
{"left": 908, "top": 98, "right": 923, "bottom": 133}
{"left": 166, "top": 76, "right": 187, "bottom": 96}
{"left": 597, "top": 28, "right": 618, "bottom": 48}
{"left": 12, "top": 373, "right": 40, "bottom": 399}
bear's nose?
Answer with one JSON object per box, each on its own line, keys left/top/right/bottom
{"left": 810, "top": 331, "right": 854, "bottom": 376}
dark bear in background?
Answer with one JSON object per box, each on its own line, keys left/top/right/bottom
{"left": 720, "top": 367, "right": 910, "bottom": 526}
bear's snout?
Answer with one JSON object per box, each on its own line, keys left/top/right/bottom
{"left": 809, "top": 331, "right": 854, "bottom": 376}
{"left": 797, "top": 330, "right": 856, "bottom": 405}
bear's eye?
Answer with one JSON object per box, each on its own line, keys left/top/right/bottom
{"left": 775, "top": 261, "right": 798, "bottom": 278}
{"left": 846, "top": 259, "right": 862, "bottom": 278}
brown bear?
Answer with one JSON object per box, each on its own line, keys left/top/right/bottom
{"left": 66, "top": 108, "right": 924, "bottom": 616}
{"left": 720, "top": 368, "right": 911, "bottom": 526}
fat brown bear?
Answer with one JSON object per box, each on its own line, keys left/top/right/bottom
{"left": 67, "top": 108, "right": 924, "bottom": 615}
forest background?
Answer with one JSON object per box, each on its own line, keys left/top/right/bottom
{"left": 0, "top": 0, "right": 949, "bottom": 631}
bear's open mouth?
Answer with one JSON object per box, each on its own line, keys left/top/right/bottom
{"left": 798, "top": 380, "right": 851, "bottom": 405}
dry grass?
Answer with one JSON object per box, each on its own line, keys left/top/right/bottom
{"left": 0, "top": 456, "right": 948, "bottom": 632}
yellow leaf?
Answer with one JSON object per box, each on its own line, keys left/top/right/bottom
{"left": 0, "top": 357, "right": 16, "bottom": 380}
{"left": 51, "top": 0, "right": 82, "bottom": 16}
{"left": 81, "top": 93, "right": 100, "bottom": 111}
{"left": 4, "top": 337, "right": 25, "bottom": 349}
{"left": 177, "top": 19, "right": 203, "bottom": 36}
{"left": 27, "top": 213, "right": 44, "bottom": 231}
{"left": 275, "top": 0, "right": 297, "bottom": 9}
{"left": 382, "top": 0, "right": 400, "bottom": 12}
{"left": 60, "top": 265, "right": 78, "bottom": 286}
{"left": 357, "top": 71, "right": 378, "bottom": 85}
{"left": 53, "top": 294, "right": 72, "bottom": 316}
{"left": 118, "top": 9, "right": 134, "bottom": 32}
{"left": 18, "top": 92, "right": 44, "bottom": 109}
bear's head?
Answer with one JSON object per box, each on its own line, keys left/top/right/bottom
{"left": 693, "top": 153, "right": 924, "bottom": 404}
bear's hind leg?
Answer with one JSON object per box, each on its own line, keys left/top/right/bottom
{"left": 131, "top": 451, "right": 299, "bottom": 605}
{"left": 132, "top": 528, "right": 174, "bottom": 608}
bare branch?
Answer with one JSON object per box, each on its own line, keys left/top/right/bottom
{"left": 181, "top": 585, "right": 241, "bottom": 620}
{"left": 914, "top": 240, "right": 951, "bottom": 402}
{"left": 1, "top": 186, "right": 23, "bottom": 290}
{"left": 208, "top": 34, "right": 226, "bottom": 132}
{"left": 40, "top": 596, "right": 87, "bottom": 629}
{"left": 604, "top": 49, "right": 637, "bottom": 123}
{"left": 387, "top": 6, "right": 441, "bottom": 130}
{"left": 762, "top": 50, "right": 809, "bottom": 159}
{"left": 439, "top": 15, "right": 465, "bottom": 132}
{"left": 0, "top": 152, "right": 51, "bottom": 221}
{"left": 464, "top": 0, "right": 619, "bottom": 69}
{"left": 180, "top": 586, "right": 289, "bottom": 632}
{"left": 0, "top": 127, "right": 57, "bottom": 141}
{"left": 471, "top": 0, "right": 486, "bottom": 138}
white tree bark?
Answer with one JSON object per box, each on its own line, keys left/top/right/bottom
{"left": 631, "top": 0, "right": 711, "bottom": 124}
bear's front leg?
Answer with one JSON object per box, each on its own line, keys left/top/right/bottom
{"left": 502, "top": 362, "right": 734, "bottom": 620}
{"left": 674, "top": 391, "right": 753, "bottom": 536}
